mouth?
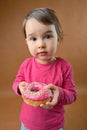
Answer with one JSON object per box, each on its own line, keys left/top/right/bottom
{"left": 37, "top": 51, "right": 47, "bottom": 56}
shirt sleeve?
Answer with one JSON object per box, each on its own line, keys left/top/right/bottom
{"left": 58, "top": 63, "right": 77, "bottom": 105}
{"left": 12, "top": 61, "right": 25, "bottom": 95}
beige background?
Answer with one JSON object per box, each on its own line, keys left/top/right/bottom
{"left": 0, "top": 0, "right": 87, "bottom": 130}
{"left": 0, "top": 0, "right": 87, "bottom": 89}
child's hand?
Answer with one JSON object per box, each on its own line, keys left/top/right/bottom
{"left": 18, "top": 81, "right": 28, "bottom": 94}
{"left": 40, "top": 84, "right": 59, "bottom": 109}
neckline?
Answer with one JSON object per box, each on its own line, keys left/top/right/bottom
{"left": 34, "top": 57, "right": 58, "bottom": 67}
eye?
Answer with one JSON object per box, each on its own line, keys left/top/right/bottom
{"left": 44, "top": 34, "right": 53, "bottom": 39}
{"left": 30, "top": 37, "right": 37, "bottom": 41}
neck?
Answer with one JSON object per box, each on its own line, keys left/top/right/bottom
{"left": 36, "top": 57, "right": 56, "bottom": 64}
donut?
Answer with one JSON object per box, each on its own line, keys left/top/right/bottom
{"left": 22, "top": 82, "right": 53, "bottom": 107}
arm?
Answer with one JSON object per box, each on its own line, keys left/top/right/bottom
{"left": 12, "top": 62, "right": 26, "bottom": 95}
{"left": 58, "top": 64, "right": 76, "bottom": 105}
{"left": 41, "top": 63, "right": 76, "bottom": 109}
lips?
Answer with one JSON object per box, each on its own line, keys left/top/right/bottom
{"left": 38, "top": 51, "right": 47, "bottom": 56}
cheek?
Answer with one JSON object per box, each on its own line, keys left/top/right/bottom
{"left": 47, "top": 43, "right": 58, "bottom": 53}
{"left": 28, "top": 45, "right": 37, "bottom": 56}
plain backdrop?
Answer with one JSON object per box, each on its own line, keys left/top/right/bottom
{"left": 0, "top": 0, "right": 87, "bottom": 130}
{"left": 0, "top": 0, "right": 87, "bottom": 90}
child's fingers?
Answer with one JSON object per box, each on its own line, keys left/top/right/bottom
{"left": 40, "top": 84, "right": 59, "bottom": 109}
{"left": 45, "top": 84, "right": 58, "bottom": 92}
{"left": 19, "top": 82, "right": 28, "bottom": 94}
{"left": 46, "top": 99, "right": 56, "bottom": 106}
{"left": 40, "top": 103, "right": 53, "bottom": 109}
{"left": 19, "top": 81, "right": 28, "bottom": 87}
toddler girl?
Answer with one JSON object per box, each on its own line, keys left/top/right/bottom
{"left": 13, "top": 8, "right": 76, "bottom": 130}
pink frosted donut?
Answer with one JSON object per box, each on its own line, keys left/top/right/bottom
{"left": 22, "top": 82, "right": 53, "bottom": 106}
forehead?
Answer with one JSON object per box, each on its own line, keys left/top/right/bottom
{"left": 25, "top": 18, "right": 56, "bottom": 35}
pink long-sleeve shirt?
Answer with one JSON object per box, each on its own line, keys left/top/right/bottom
{"left": 13, "top": 57, "right": 76, "bottom": 130}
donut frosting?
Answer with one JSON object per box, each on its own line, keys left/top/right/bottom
{"left": 22, "top": 82, "right": 53, "bottom": 101}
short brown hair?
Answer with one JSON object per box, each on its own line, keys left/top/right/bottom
{"left": 23, "top": 8, "right": 63, "bottom": 39}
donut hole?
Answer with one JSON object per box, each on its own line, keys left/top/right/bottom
{"left": 30, "top": 86, "right": 40, "bottom": 92}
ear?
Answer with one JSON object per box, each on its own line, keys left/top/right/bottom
{"left": 57, "top": 37, "right": 62, "bottom": 45}
{"left": 25, "top": 38, "right": 28, "bottom": 45}
{"left": 57, "top": 38, "right": 60, "bottom": 46}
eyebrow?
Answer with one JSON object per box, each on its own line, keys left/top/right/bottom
{"left": 44, "top": 30, "right": 53, "bottom": 34}
{"left": 28, "top": 30, "right": 53, "bottom": 37}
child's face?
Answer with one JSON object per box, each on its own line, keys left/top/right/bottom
{"left": 25, "top": 18, "right": 59, "bottom": 64}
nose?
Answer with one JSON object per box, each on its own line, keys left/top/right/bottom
{"left": 38, "top": 39, "right": 46, "bottom": 49}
